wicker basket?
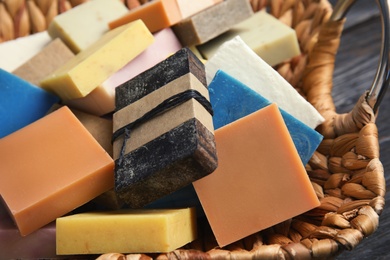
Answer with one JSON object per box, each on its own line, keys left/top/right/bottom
{"left": 1, "top": 0, "right": 387, "bottom": 259}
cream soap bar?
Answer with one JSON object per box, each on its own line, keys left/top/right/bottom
{"left": 12, "top": 38, "right": 74, "bottom": 86}
{"left": 0, "top": 31, "right": 51, "bottom": 72}
{"left": 56, "top": 208, "right": 197, "bottom": 254}
{"left": 205, "top": 36, "right": 324, "bottom": 129}
{"left": 193, "top": 104, "right": 320, "bottom": 247}
{"left": 40, "top": 20, "right": 154, "bottom": 101}
{"left": 198, "top": 10, "right": 300, "bottom": 65}
{"left": 48, "top": 0, "right": 129, "bottom": 53}
{"left": 176, "top": 0, "right": 222, "bottom": 19}
{"left": 0, "top": 106, "right": 114, "bottom": 236}
{"left": 171, "top": 0, "right": 253, "bottom": 46}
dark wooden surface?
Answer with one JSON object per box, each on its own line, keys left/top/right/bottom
{"left": 327, "top": 1, "right": 390, "bottom": 259}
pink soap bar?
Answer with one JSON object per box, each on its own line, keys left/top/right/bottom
{"left": 102, "top": 27, "right": 182, "bottom": 89}
{"left": 63, "top": 28, "right": 182, "bottom": 116}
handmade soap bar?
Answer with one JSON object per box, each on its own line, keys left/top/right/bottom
{"left": 48, "top": 0, "right": 129, "bottom": 53}
{"left": 193, "top": 104, "right": 320, "bottom": 247}
{"left": 63, "top": 28, "right": 181, "bottom": 116}
{"left": 198, "top": 10, "right": 301, "bottom": 65}
{"left": 171, "top": 0, "right": 253, "bottom": 46}
{"left": 0, "top": 69, "right": 59, "bottom": 138}
{"left": 109, "top": 0, "right": 182, "bottom": 33}
{"left": 0, "top": 204, "right": 58, "bottom": 259}
{"left": 40, "top": 20, "right": 154, "bottom": 100}
{"left": 176, "top": 0, "right": 222, "bottom": 19}
{"left": 102, "top": 28, "right": 182, "bottom": 90}
{"left": 0, "top": 31, "right": 51, "bottom": 72}
{"left": 12, "top": 38, "right": 74, "bottom": 86}
{"left": 113, "top": 48, "right": 217, "bottom": 208}
{"left": 205, "top": 36, "right": 324, "bottom": 129}
{"left": 56, "top": 208, "right": 197, "bottom": 254}
{"left": 210, "top": 70, "right": 322, "bottom": 165}
{"left": 0, "top": 106, "right": 114, "bottom": 236}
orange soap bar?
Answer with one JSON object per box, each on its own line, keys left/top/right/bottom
{"left": 193, "top": 104, "right": 320, "bottom": 247}
{"left": 0, "top": 106, "right": 114, "bottom": 236}
{"left": 109, "top": 0, "right": 181, "bottom": 33}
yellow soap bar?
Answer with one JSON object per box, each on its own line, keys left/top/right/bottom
{"left": 41, "top": 20, "right": 154, "bottom": 100}
{"left": 56, "top": 208, "right": 197, "bottom": 254}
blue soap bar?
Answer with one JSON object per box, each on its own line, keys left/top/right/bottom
{"left": 210, "top": 70, "right": 323, "bottom": 165}
{"left": 0, "top": 69, "right": 59, "bottom": 138}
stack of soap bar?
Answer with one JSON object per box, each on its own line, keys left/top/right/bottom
{"left": 12, "top": 38, "right": 74, "bottom": 86}
{"left": 210, "top": 70, "right": 323, "bottom": 165}
{"left": 41, "top": 20, "right": 154, "bottom": 101}
{"left": 48, "top": 0, "right": 129, "bottom": 53}
{"left": 109, "top": 0, "right": 182, "bottom": 33}
{"left": 0, "top": 31, "right": 51, "bottom": 72}
{"left": 0, "top": 204, "right": 58, "bottom": 259}
{"left": 198, "top": 10, "right": 301, "bottom": 65}
{"left": 0, "top": 106, "right": 114, "bottom": 236}
{"left": 176, "top": 0, "right": 222, "bottom": 19}
{"left": 0, "top": 69, "right": 59, "bottom": 138}
{"left": 171, "top": 0, "right": 253, "bottom": 46}
{"left": 56, "top": 208, "right": 197, "bottom": 254}
{"left": 206, "top": 36, "right": 324, "bottom": 129}
{"left": 113, "top": 48, "right": 217, "bottom": 208}
{"left": 193, "top": 104, "right": 320, "bottom": 247}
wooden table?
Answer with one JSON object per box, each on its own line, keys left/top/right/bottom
{"left": 327, "top": 1, "right": 390, "bottom": 259}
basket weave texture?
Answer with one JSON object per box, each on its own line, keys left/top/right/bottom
{"left": 1, "top": 0, "right": 386, "bottom": 259}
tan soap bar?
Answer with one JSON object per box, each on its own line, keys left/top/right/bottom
{"left": 0, "top": 106, "right": 114, "bottom": 236}
{"left": 193, "top": 103, "right": 320, "bottom": 247}
{"left": 12, "top": 38, "right": 74, "bottom": 86}
{"left": 171, "top": 0, "right": 253, "bottom": 46}
{"left": 48, "top": 0, "right": 129, "bottom": 53}
{"left": 198, "top": 10, "right": 301, "bottom": 65}
{"left": 109, "top": 0, "right": 182, "bottom": 33}
{"left": 56, "top": 208, "right": 197, "bottom": 254}
{"left": 40, "top": 20, "right": 154, "bottom": 100}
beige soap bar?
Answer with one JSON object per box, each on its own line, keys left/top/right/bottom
{"left": 48, "top": 0, "right": 129, "bottom": 53}
{"left": 12, "top": 39, "right": 74, "bottom": 86}
{"left": 56, "top": 208, "right": 197, "bottom": 254}
{"left": 198, "top": 10, "right": 300, "bottom": 65}
{"left": 41, "top": 20, "right": 154, "bottom": 100}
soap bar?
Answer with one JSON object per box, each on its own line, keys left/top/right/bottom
{"left": 0, "top": 69, "right": 59, "bottom": 138}
{"left": 171, "top": 0, "right": 253, "bottom": 46}
{"left": 198, "top": 10, "right": 301, "bottom": 65}
{"left": 56, "top": 208, "right": 197, "bottom": 254}
{"left": 0, "top": 31, "right": 51, "bottom": 72}
{"left": 0, "top": 204, "right": 58, "bottom": 259}
{"left": 63, "top": 28, "right": 181, "bottom": 116}
{"left": 40, "top": 20, "right": 154, "bottom": 100}
{"left": 113, "top": 48, "right": 217, "bottom": 208}
{"left": 176, "top": 0, "right": 222, "bottom": 19}
{"left": 205, "top": 36, "right": 324, "bottom": 129}
{"left": 193, "top": 104, "right": 320, "bottom": 247}
{"left": 109, "top": 0, "right": 182, "bottom": 33}
{"left": 48, "top": 0, "right": 129, "bottom": 53}
{"left": 210, "top": 70, "right": 323, "bottom": 165}
{"left": 12, "top": 38, "right": 74, "bottom": 86}
{"left": 0, "top": 106, "right": 114, "bottom": 236}
{"left": 103, "top": 28, "right": 182, "bottom": 90}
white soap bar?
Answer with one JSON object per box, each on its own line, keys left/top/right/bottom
{"left": 48, "top": 0, "right": 129, "bottom": 53}
{"left": 0, "top": 32, "right": 51, "bottom": 72}
{"left": 198, "top": 10, "right": 300, "bottom": 66}
{"left": 205, "top": 36, "right": 324, "bottom": 129}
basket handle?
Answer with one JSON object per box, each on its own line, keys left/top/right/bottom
{"left": 330, "top": 0, "right": 390, "bottom": 113}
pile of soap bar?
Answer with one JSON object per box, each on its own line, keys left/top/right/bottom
{"left": 0, "top": 0, "right": 326, "bottom": 257}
